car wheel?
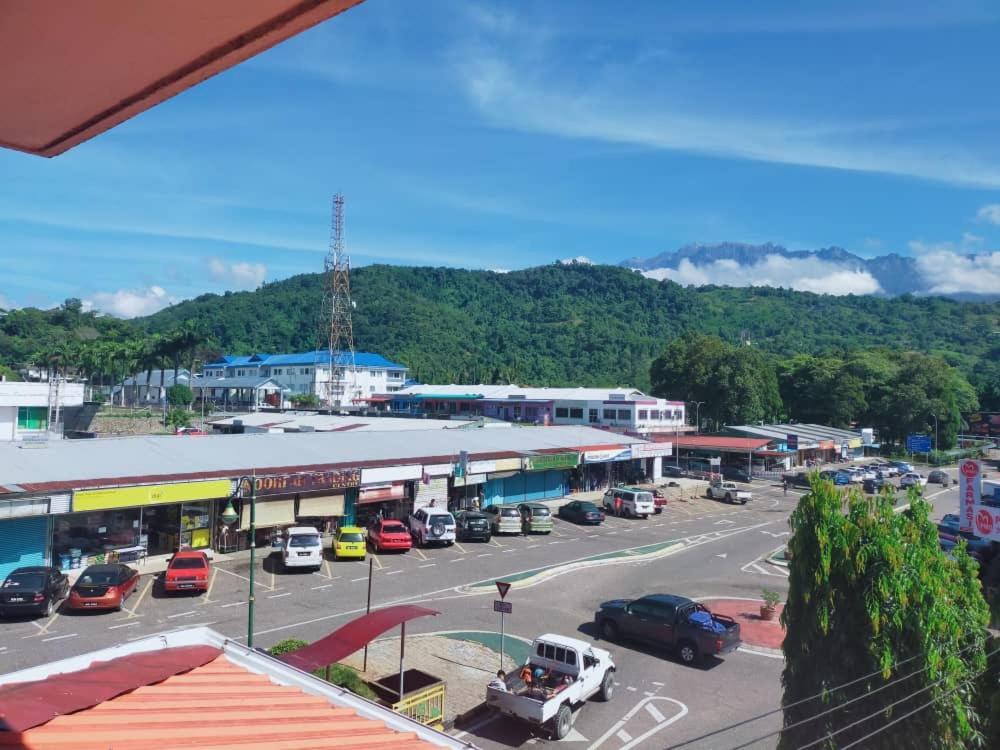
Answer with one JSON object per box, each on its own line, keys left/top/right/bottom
{"left": 641, "top": 514, "right": 648, "bottom": 520}
{"left": 551, "top": 704, "right": 572, "bottom": 740}
{"left": 601, "top": 619, "right": 619, "bottom": 641}
{"left": 44, "top": 599, "right": 54, "bottom": 618}
{"left": 598, "top": 669, "right": 615, "bottom": 701}
{"left": 678, "top": 640, "right": 699, "bottom": 666}
{"left": 725, "top": 494, "right": 733, "bottom": 503}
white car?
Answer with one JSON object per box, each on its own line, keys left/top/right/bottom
{"left": 603, "top": 488, "right": 656, "bottom": 517}
{"left": 408, "top": 508, "right": 457, "bottom": 547}
{"left": 900, "top": 472, "right": 928, "bottom": 489}
{"left": 280, "top": 526, "right": 324, "bottom": 571}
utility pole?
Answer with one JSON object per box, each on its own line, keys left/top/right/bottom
{"left": 690, "top": 401, "right": 705, "bottom": 434}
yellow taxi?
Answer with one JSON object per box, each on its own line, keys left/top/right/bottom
{"left": 332, "top": 526, "right": 367, "bottom": 561}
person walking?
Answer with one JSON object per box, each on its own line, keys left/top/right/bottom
{"left": 783, "top": 480, "right": 788, "bottom": 496}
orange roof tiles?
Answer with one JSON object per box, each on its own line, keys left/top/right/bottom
{"left": 2, "top": 656, "right": 443, "bottom": 750}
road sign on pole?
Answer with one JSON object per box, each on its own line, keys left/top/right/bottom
{"left": 496, "top": 580, "right": 511, "bottom": 599}
{"left": 906, "top": 434, "right": 932, "bottom": 453}
{"left": 493, "top": 587, "right": 512, "bottom": 670}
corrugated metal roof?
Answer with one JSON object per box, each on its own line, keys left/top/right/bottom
{"left": 396, "top": 384, "right": 681, "bottom": 403}
{"left": 0, "top": 426, "right": 643, "bottom": 489}
{"left": 194, "top": 376, "right": 287, "bottom": 389}
{"left": 209, "top": 351, "right": 408, "bottom": 369}
{"left": 673, "top": 435, "right": 772, "bottom": 451}
{"left": 209, "top": 413, "right": 500, "bottom": 433}
{"left": 2, "top": 654, "right": 448, "bottom": 749}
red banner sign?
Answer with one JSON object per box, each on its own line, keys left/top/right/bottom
{"left": 245, "top": 469, "right": 361, "bottom": 497}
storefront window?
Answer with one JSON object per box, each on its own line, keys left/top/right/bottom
{"left": 53, "top": 509, "right": 140, "bottom": 565}
{"left": 180, "top": 502, "right": 212, "bottom": 549}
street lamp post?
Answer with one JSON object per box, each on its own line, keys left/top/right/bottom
{"left": 234, "top": 475, "right": 257, "bottom": 647}
{"left": 690, "top": 401, "right": 705, "bottom": 434}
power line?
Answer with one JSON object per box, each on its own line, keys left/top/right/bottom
{"left": 726, "top": 640, "right": 984, "bottom": 750}
{"left": 796, "top": 642, "right": 1000, "bottom": 750}
{"left": 663, "top": 648, "right": 936, "bottom": 750}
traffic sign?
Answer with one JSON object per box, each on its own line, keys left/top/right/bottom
{"left": 496, "top": 580, "right": 511, "bottom": 599}
{"left": 906, "top": 434, "right": 932, "bottom": 453}
{"left": 494, "top": 600, "right": 513, "bottom": 614}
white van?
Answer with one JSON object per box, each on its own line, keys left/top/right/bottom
{"left": 602, "top": 488, "right": 655, "bottom": 519}
{"left": 281, "top": 526, "right": 324, "bottom": 571}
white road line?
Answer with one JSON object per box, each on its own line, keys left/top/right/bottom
{"left": 526, "top": 545, "right": 539, "bottom": 549}
{"left": 626, "top": 685, "right": 637, "bottom": 691}
{"left": 418, "top": 563, "right": 436, "bottom": 568}
{"left": 645, "top": 702, "right": 666, "bottom": 722}
{"left": 616, "top": 730, "right": 633, "bottom": 743}
{"left": 214, "top": 566, "right": 252, "bottom": 583}
{"left": 385, "top": 570, "right": 403, "bottom": 576}
{"left": 651, "top": 681, "right": 664, "bottom": 686}
{"left": 221, "top": 601, "right": 247, "bottom": 608}
{"left": 351, "top": 577, "right": 368, "bottom": 582}
{"left": 42, "top": 633, "right": 77, "bottom": 642}
{"left": 477, "top": 553, "right": 492, "bottom": 557}
{"left": 738, "top": 646, "right": 784, "bottom": 660}
{"left": 268, "top": 592, "right": 292, "bottom": 598}
{"left": 312, "top": 584, "right": 334, "bottom": 590}
{"left": 449, "top": 559, "right": 463, "bottom": 564}
{"left": 168, "top": 610, "right": 196, "bottom": 618}
{"left": 108, "top": 621, "right": 139, "bottom": 630}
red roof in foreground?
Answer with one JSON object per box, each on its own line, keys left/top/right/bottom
{"left": 669, "top": 435, "right": 772, "bottom": 451}
{"left": 280, "top": 605, "right": 439, "bottom": 674}
{"left": 1, "top": 652, "right": 442, "bottom": 750}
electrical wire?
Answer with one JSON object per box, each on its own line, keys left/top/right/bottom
{"left": 795, "top": 643, "right": 1000, "bottom": 750}
{"left": 663, "top": 646, "right": 942, "bottom": 750}
{"left": 725, "top": 640, "right": 984, "bottom": 750}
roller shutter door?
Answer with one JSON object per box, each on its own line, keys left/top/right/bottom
{"left": 524, "top": 472, "right": 546, "bottom": 501}
{"left": 0, "top": 516, "right": 48, "bottom": 582}
{"left": 544, "top": 470, "right": 567, "bottom": 498}
{"left": 297, "top": 494, "right": 345, "bottom": 518}
{"left": 240, "top": 499, "right": 296, "bottom": 530}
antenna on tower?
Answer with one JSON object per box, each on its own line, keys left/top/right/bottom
{"left": 321, "top": 194, "right": 358, "bottom": 407}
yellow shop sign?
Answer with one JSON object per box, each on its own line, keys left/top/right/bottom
{"left": 73, "top": 479, "right": 232, "bottom": 512}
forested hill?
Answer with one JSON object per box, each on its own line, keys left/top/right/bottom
{"left": 138, "top": 264, "right": 999, "bottom": 391}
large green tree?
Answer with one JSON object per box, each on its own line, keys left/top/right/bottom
{"left": 779, "top": 479, "right": 990, "bottom": 749}
{"left": 778, "top": 354, "right": 866, "bottom": 428}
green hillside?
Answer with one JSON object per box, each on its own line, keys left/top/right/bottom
{"left": 140, "top": 263, "right": 999, "bottom": 393}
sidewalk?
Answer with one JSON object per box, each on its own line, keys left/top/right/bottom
{"left": 700, "top": 597, "right": 786, "bottom": 651}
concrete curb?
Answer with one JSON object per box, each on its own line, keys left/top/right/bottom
{"left": 448, "top": 701, "right": 491, "bottom": 730}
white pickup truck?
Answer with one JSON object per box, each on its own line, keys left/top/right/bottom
{"left": 486, "top": 633, "right": 615, "bottom": 739}
{"left": 706, "top": 481, "right": 752, "bottom": 504}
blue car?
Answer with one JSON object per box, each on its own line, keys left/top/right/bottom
{"left": 819, "top": 470, "right": 851, "bottom": 486}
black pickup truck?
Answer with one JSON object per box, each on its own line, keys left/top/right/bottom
{"left": 595, "top": 594, "right": 742, "bottom": 666}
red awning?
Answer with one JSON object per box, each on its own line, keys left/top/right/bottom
{"left": 0, "top": 645, "right": 221, "bottom": 732}
{"left": 279, "top": 605, "right": 439, "bottom": 673}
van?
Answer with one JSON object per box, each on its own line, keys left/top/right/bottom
{"left": 602, "top": 488, "right": 655, "bottom": 519}
{"left": 518, "top": 503, "right": 554, "bottom": 534}
{"left": 281, "top": 526, "right": 323, "bottom": 571}
{"left": 485, "top": 504, "right": 523, "bottom": 535}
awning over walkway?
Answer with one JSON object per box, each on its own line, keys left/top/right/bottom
{"left": 0, "top": 1, "right": 365, "bottom": 157}
{"left": 279, "top": 605, "right": 439, "bottom": 673}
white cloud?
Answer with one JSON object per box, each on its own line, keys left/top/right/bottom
{"left": 916, "top": 251, "right": 1000, "bottom": 295}
{"left": 488, "top": 267, "right": 511, "bottom": 274}
{"left": 85, "top": 286, "right": 179, "bottom": 318}
{"left": 962, "top": 232, "right": 984, "bottom": 246}
{"left": 559, "top": 256, "right": 594, "bottom": 265}
{"left": 209, "top": 258, "right": 267, "bottom": 289}
{"left": 976, "top": 204, "right": 1000, "bottom": 225}
{"left": 0, "top": 294, "right": 16, "bottom": 310}
{"left": 641, "top": 256, "right": 882, "bottom": 296}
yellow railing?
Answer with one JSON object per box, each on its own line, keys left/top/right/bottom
{"left": 389, "top": 682, "right": 445, "bottom": 729}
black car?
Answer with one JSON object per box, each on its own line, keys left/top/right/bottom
{"left": 662, "top": 466, "right": 686, "bottom": 478}
{"left": 0, "top": 566, "right": 69, "bottom": 618}
{"left": 863, "top": 477, "right": 887, "bottom": 494}
{"left": 557, "top": 500, "right": 604, "bottom": 525}
{"left": 455, "top": 511, "right": 492, "bottom": 542}
{"left": 927, "top": 470, "right": 950, "bottom": 485}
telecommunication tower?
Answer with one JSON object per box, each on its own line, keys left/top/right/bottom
{"left": 321, "top": 194, "right": 358, "bottom": 407}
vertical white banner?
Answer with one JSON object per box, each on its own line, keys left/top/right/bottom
{"left": 958, "top": 459, "right": 981, "bottom": 533}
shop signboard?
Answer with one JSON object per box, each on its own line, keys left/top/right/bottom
{"left": 959, "top": 459, "right": 981, "bottom": 533}
{"left": 786, "top": 434, "right": 799, "bottom": 451}
{"left": 468, "top": 459, "right": 497, "bottom": 475}
{"left": 972, "top": 505, "right": 1000, "bottom": 542}
{"left": 523, "top": 452, "right": 579, "bottom": 471}
{"left": 494, "top": 458, "right": 522, "bottom": 472}
{"left": 74, "top": 479, "right": 233, "bottom": 512}
{"left": 583, "top": 447, "right": 632, "bottom": 463}
{"left": 360, "top": 465, "right": 421, "bottom": 485}
{"left": 250, "top": 468, "right": 361, "bottom": 497}
{"left": 629, "top": 443, "right": 672, "bottom": 460}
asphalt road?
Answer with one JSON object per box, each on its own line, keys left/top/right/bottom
{"left": 1, "top": 473, "right": 963, "bottom": 750}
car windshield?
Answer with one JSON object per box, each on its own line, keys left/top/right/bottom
{"left": 429, "top": 514, "right": 454, "bottom": 524}
{"left": 381, "top": 523, "right": 407, "bottom": 533}
{"left": 579, "top": 503, "right": 599, "bottom": 512}
{"left": 339, "top": 532, "right": 364, "bottom": 543}
{"left": 4, "top": 573, "right": 45, "bottom": 589}
{"left": 170, "top": 557, "right": 206, "bottom": 569}
{"left": 529, "top": 507, "right": 550, "bottom": 517}
{"left": 290, "top": 534, "right": 321, "bottom": 547}
{"left": 500, "top": 508, "right": 519, "bottom": 517}
{"left": 634, "top": 492, "right": 653, "bottom": 503}
{"left": 78, "top": 570, "right": 117, "bottom": 586}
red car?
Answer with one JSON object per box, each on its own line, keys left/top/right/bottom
{"left": 367, "top": 519, "right": 413, "bottom": 553}
{"left": 67, "top": 564, "right": 139, "bottom": 612}
{"left": 164, "top": 550, "right": 211, "bottom": 593}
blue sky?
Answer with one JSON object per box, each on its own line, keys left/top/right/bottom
{"left": 1, "top": 0, "right": 999, "bottom": 314}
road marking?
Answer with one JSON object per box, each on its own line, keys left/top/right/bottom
{"left": 351, "top": 576, "right": 368, "bottom": 582}
{"left": 413, "top": 547, "right": 429, "bottom": 561}
{"left": 587, "top": 697, "right": 689, "bottom": 750}
{"left": 168, "top": 610, "right": 196, "bottom": 619}
{"left": 312, "top": 584, "right": 334, "bottom": 590}
{"left": 108, "top": 621, "right": 140, "bottom": 630}
{"left": 323, "top": 558, "right": 333, "bottom": 579}
{"left": 651, "top": 681, "right": 664, "bottom": 686}
{"left": 526, "top": 544, "right": 539, "bottom": 549}
{"left": 215, "top": 566, "right": 251, "bottom": 583}
{"left": 606, "top": 531, "right": 617, "bottom": 535}
{"left": 270, "top": 567, "right": 276, "bottom": 591}
{"left": 32, "top": 608, "right": 62, "bottom": 637}
{"left": 616, "top": 730, "right": 632, "bottom": 743}
{"left": 449, "top": 558, "right": 463, "bottom": 563}
{"left": 371, "top": 554, "right": 383, "bottom": 571}
{"left": 738, "top": 645, "right": 784, "bottom": 660}
{"left": 42, "top": 633, "right": 77, "bottom": 642}
{"left": 127, "top": 577, "right": 153, "bottom": 619}
{"left": 646, "top": 702, "right": 666, "bottom": 722}
{"left": 452, "top": 542, "right": 467, "bottom": 555}
{"left": 626, "top": 685, "right": 637, "bottom": 691}
{"left": 201, "top": 568, "right": 219, "bottom": 604}
{"left": 477, "top": 553, "right": 493, "bottom": 558}
{"left": 268, "top": 592, "right": 292, "bottom": 599}
{"left": 418, "top": 563, "right": 436, "bottom": 569}
{"left": 385, "top": 570, "right": 403, "bottom": 576}
{"left": 490, "top": 538, "right": 505, "bottom": 548}
{"left": 221, "top": 601, "right": 247, "bottom": 608}
{"left": 715, "top": 519, "right": 736, "bottom": 525}
{"left": 716, "top": 553, "right": 728, "bottom": 559}
{"left": 760, "top": 530, "right": 790, "bottom": 538}
{"left": 548, "top": 540, "right": 563, "bottom": 545}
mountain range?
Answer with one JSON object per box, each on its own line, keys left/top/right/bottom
{"left": 621, "top": 242, "right": 997, "bottom": 299}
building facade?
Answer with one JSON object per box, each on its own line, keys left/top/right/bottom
{"left": 0, "top": 380, "right": 84, "bottom": 442}
{"left": 115, "top": 369, "right": 191, "bottom": 406}
{"left": 388, "top": 384, "right": 685, "bottom": 433}
{"left": 203, "top": 351, "right": 408, "bottom": 407}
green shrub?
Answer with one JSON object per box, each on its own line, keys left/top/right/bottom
{"left": 166, "top": 384, "right": 193, "bottom": 407}
{"left": 165, "top": 408, "right": 191, "bottom": 429}
{"left": 268, "top": 638, "right": 309, "bottom": 657}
